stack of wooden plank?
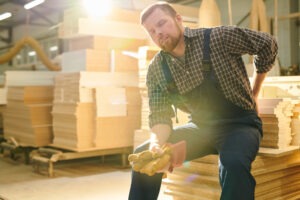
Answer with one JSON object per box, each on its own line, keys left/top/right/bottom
{"left": 3, "top": 71, "right": 57, "bottom": 146}
{"left": 258, "top": 98, "right": 299, "bottom": 149}
{"left": 5, "top": 71, "right": 57, "bottom": 86}
{"left": 258, "top": 76, "right": 300, "bottom": 98}
{"left": 61, "top": 37, "right": 145, "bottom": 72}
{"left": 0, "top": 87, "right": 7, "bottom": 105}
{"left": 4, "top": 86, "right": 54, "bottom": 146}
{"left": 52, "top": 72, "right": 141, "bottom": 150}
{"left": 58, "top": 7, "right": 148, "bottom": 40}
{"left": 50, "top": 7, "right": 155, "bottom": 151}
{"left": 164, "top": 150, "right": 300, "bottom": 200}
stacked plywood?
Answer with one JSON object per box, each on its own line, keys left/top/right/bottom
{"left": 2, "top": 71, "right": 57, "bottom": 146}
{"left": 52, "top": 72, "right": 141, "bottom": 150}
{"left": 61, "top": 37, "right": 145, "bottom": 72}
{"left": 59, "top": 7, "right": 148, "bottom": 39}
{"left": 257, "top": 76, "right": 300, "bottom": 148}
{"left": 164, "top": 150, "right": 300, "bottom": 200}
{"left": 58, "top": 6, "right": 198, "bottom": 39}
{"left": 52, "top": 101, "right": 95, "bottom": 149}
{"left": 258, "top": 98, "right": 299, "bottom": 149}
{"left": 0, "top": 87, "right": 7, "bottom": 105}
{"left": 5, "top": 71, "right": 57, "bottom": 86}
{"left": 257, "top": 76, "right": 300, "bottom": 98}
{"left": 93, "top": 86, "right": 141, "bottom": 149}
{"left": 4, "top": 86, "right": 54, "bottom": 146}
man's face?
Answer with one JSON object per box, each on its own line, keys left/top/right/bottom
{"left": 142, "top": 8, "right": 183, "bottom": 53}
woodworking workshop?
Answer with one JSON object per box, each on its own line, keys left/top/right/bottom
{"left": 0, "top": 0, "right": 299, "bottom": 199}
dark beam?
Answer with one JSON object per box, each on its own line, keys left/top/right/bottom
{"left": 28, "top": 9, "right": 56, "bottom": 26}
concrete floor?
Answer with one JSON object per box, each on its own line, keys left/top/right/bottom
{"left": 0, "top": 152, "right": 172, "bottom": 200}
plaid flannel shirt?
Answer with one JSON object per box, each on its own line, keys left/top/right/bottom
{"left": 146, "top": 26, "right": 278, "bottom": 128}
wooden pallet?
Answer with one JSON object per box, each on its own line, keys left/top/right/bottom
{"left": 31, "top": 144, "right": 132, "bottom": 177}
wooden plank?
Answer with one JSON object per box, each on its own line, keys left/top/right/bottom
{"left": 258, "top": 146, "right": 299, "bottom": 157}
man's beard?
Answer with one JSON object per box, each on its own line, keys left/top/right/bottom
{"left": 159, "top": 23, "right": 182, "bottom": 52}
{"left": 160, "top": 36, "right": 179, "bottom": 52}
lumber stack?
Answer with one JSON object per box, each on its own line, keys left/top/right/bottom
{"left": 258, "top": 76, "right": 300, "bottom": 98}
{"left": 258, "top": 98, "right": 299, "bottom": 149}
{"left": 257, "top": 76, "right": 300, "bottom": 148}
{"left": 163, "top": 151, "right": 300, "bottom": 200}
{"left": 58, "top": 7, "right": 148, "bottom": 40}
{"left": 4, "top": 86, "right": 54, "bottom": 146}
{"left": 51, "top": 72, "right": 141, "bottom": 150}
{"left": 93, "top": 86, "right": 141, "bottom": 149}
{"left": 3, "top": 71, "right": 57, "bottom": 147}
{"left": 61, "top": 37, "right": 146, "bottom": 72}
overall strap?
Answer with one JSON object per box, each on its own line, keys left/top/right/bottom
{"left": 202, "top": 28, "right": 212, "bottom": 72}
{"left": 161, "top": 54, "right": 178, "bottom": 93}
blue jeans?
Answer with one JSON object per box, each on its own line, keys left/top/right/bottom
{"left": 128, "top": 115, "right": 261, "bottom": 200}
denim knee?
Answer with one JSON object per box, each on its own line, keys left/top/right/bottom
{"left": 219, "top": 152, "right": 251, "bottom": 172}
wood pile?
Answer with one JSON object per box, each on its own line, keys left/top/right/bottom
{"left": 3, "top": 71, "right": 57, "bottom": 146}
{"left": 258, "top": 98, "right": 299, "bottom": 149}
{"left": 164, "top": 150, "right": 300, "bottom": 200}
{"left": 58, "top": 7, "right": 147, "bottom": 40}
{"left": 51, "top": 8, "right": 148, "bottom": 151}
{"left": 51, "top": 72, "right": 141, "bottom": 151}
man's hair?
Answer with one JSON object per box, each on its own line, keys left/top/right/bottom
{"left": 140, "top": 2, "right": 177, "bottom": 25}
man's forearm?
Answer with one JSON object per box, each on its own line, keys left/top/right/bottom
{"left": 252, "top": 71, "right": 267, "bottom": 98}
{"left": 150, "top": 124, "right": 172, "bottom": 147}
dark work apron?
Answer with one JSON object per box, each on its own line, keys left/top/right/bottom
{"left": 162, "top": 29, "right": 262, "bottom": 133}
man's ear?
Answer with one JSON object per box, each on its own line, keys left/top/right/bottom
{"left": 175, "top": 14, "right": 183, "bottom": 23}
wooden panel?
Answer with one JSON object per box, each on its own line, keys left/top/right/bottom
{"left": 67, "top": 35, "right": 147, "bottom": 52}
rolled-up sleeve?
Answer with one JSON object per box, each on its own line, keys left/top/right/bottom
{"left": 222, "top": 26, "right": 278, "bottom": 73}
{"left": 146, "top": 65, "right": 174, "bottom": 128}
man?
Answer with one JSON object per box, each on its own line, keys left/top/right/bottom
{"left": 129, "top": 2, "right": 278, "bottom": 200}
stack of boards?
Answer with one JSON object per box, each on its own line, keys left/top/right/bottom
{"left": 4, "top": 71, "right": 57, "bottom": 146}
{"left": 52, "top": 72, "right": 141, "bottom": 150}
{"left": 3, "top": 8, "right": 149, "bottom": 150}
{"left": 164, "top": 151, "right": 300, "bottom": 200}
{"left": 258, "top": 98, "right": 300, "bottom": 148}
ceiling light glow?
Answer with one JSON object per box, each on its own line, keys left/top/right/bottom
{"left": 0, "top": 12, "right": 12, "bottom": 21}
{"left": 24, "top": 0, "right": 45, "bottom": 10}
{"left": 82, "top": 0, "right": 112, "bottom": 17}
{"left": 49, "top": 46, "right": 58, "bottom": 51}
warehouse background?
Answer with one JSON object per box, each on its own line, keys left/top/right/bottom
{"left": 0, "top": 1, "right": 299, "bottom": 200}
{"left": 0, "top": 0, "right": 299, "bottom": 75}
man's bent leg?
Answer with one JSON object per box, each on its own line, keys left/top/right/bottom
{"left": 216, "top": 124, "right": 261, "bottom": 200}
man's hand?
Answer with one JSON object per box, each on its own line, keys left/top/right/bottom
{"left": 128, "top": 141, "right": 186, "bottom": 176}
